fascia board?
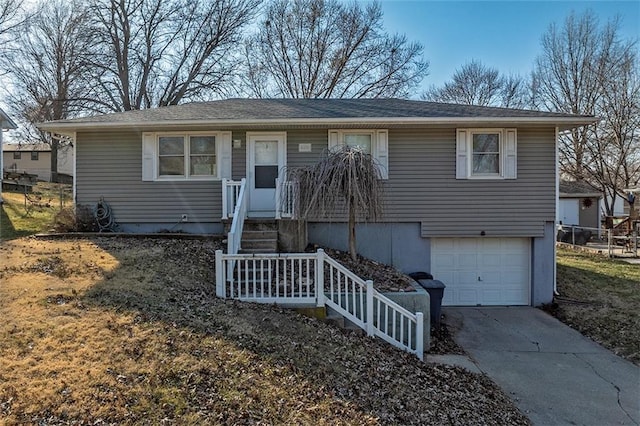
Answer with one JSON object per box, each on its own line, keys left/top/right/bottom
{"left": 559, "top": 192, "right": 603, "bottom": 198}
{"left": 36, "top": 116, "right": 598, "bottom": 132}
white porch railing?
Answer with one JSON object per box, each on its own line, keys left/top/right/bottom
{"left": 275, "top": 178, "right": 297, "bottom": 219}
{"left": 215, "top": 248, "right": 424, "bottom": 360}
{"left": 222, "top": 178, "right": 244, "bottom": 220}
{"left": 223, "top": 179, "right": 248, "bottom": 278}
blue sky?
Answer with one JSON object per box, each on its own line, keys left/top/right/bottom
{"left": 376, "top": 0, "right": 640, "bottom": 93}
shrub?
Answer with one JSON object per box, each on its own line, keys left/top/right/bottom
{"left": 51, "top": 205, "right": 98, "bottom": 232}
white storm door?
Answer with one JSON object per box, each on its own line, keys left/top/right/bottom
{"left": 247, "top": 132, "right": 286, "bottom": 216}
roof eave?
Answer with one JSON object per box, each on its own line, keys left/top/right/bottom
{"left": 560, "top": 192, "right": 603, "bottom": 198}
{"left": 0, "top": 108, "right": 17, "bottom": 130}
{"left": 37, "top": 116, "right": 597, "bottom": 133}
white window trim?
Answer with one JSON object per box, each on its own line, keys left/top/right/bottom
{"left": 328, "top": 129, "right": 389, "bottom": 179}
{"left": 142, "top": 131, "right": 232, "bottom": 182}
{"left": 456, "top": 128, "right": 517, "bottom": 180}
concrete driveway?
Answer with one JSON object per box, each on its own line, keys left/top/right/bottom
{"left": 444, "top": 307, "right": 639, "bottom": 426}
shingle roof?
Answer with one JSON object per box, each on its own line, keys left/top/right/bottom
{"left": 559, "top": 180, "right": 602, "bottom": 198}
{"left": 2, "top": 143, "right": 50, "bottom": 152}
{"left": 37, "top": 98, "right": 597, "bottom": 131}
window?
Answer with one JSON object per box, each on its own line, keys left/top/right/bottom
{"left": 189, "top": 136, "right": 216, "bottom": 176}
{"left": 328, "top": 129, "right": 389, "bottom": 179}
{"left": 456, "top": 128, "right": 517, "bottom": 180}
{"left": 13, "top": 152, "right": 21, "bottom": 160}
{"left": 472, "top": 132, "right": 500, "bottom": 175}
{"left": 142, "top": 131, "right": 232, "bottom": 181}
{"left": 343, "top": 133, "right": 372, "bottom": 154}
{"left": 31, "top": 151, "right": 39, "bottom": 161}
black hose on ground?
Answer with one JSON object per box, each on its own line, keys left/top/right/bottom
{"left": 94, "top": 197, "right": 118, "bottom": 232}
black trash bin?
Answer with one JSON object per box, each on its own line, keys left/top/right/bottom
{"left": 408, "top": 272, "right": 445, "bottom": 328}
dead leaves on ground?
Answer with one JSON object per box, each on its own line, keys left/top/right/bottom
{"left": 0, "top": 237, "right": 530, "bottom": 425}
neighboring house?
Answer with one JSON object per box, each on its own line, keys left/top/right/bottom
{"left": 0, "top": 107, "right": 18, "bottom": 203}
{"left": 38, "top": 98, "right": 595, "bottom": 307}
{"left": 3, "top": 143, "right": 52, "bottom": 181}
{"left": 2, "top": 142, "right": 75, "bottom": 183}
{"left": 558, "top": 180, "right": 602, "bottom": 229}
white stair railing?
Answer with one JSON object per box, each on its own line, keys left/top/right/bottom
{"left": 225, "top": 179, "right": 247, "bottom": 277}
{"left": 320, "top": 251, "right": 423, "bottom": 360}
{"left": 221, "top": 178, "right": 244, "bottom": 219}
{"left": 215, "top": 248, "right": 424, "bottom": 360}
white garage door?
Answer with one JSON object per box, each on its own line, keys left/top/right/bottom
{"left": 431, "top": 238, "right": 530, "bottom": 306}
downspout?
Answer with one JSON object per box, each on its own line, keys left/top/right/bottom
{"left": 554, "top": 126, "right": 559, "bottom": 296}
{"left": 0, "top": 127, "right": 3, "bottom": 204}
{"left": 72, "top": 132, "right": 77, "bottom": 205}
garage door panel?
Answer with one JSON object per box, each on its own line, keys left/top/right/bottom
{"left": 458, "top": 254, "right": 477, "bottom": 269}
{"left": 480, "top": 271, "right": 501, "bottom": 286}
{"left": 457, "top": 271, "right": 478, "bottom": 285}
{"left": 431, "top": 237, "right": 530, "bottom": 306}
{"left": 457, "top": 289, "right": 479, "bottom": 305}
{"left": 482, "top": 290, "right": 502, "bottom": 305}
{"left": 504, "top": 253, "right": 528, "bottom": 267}
{"left": 481, "top": 239, "right": 502, "bottom": 252}
{"left": 458, "top": 239, "right": 479, "bottom": 251}
{"left": 433, "top": 254, "right": 455, "bottom": 268}
{"left": 479, "top": 254, "right": 501, "bottom": 268}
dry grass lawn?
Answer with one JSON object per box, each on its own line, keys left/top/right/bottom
{"left": 1, "top": 183, "right": 71, "bottom": 240}
{"left": 553, "top": 248, "right": 640, "bottom": 365}
{"left": 0, "top": 236, "right": 529, "bottom": 425}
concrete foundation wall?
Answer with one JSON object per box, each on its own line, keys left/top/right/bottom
{"left": 531, "top": 221, "right": 555, "bottom": 306}
{"left": 118, "top": 222, "right": 223, "bottom": 235}
{"left": 383, "top": 288, "right": 431, "bottom": 351}
{"left": 307, "top": 222, "right": 431, "bottom": 274}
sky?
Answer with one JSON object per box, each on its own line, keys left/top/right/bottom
{"left": 376, "top": 0, "right": 640, "bottom": 93}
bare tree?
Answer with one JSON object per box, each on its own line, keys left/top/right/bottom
{"left": 0, "top": 0, "right": 21, "bottom": 39}
{"left": 286, "top": 146, "right": 384, "bottom": 261}
{"left": 422, "top": 60, "right": 529, "bottom": 108}
{"left": 585, "top": 51, "right": 640, "bottom": 214}
{"left": 3, "top": 0, "right": 96, "bottom": 181}
{"left": 532, "top": 10, "right": 639, "bottom": 215}
{"left": 0, "top": 0, "right": 23, "bottom": 82}
{"left": 90, "top": 0, "right": 260, "bottom": 112}
{"left": 243, "top": 0, "right": 428, "bottom": 99}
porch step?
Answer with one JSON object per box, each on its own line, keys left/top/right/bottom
{"left": 240, "top": 221, "right": 278, "bottom": 253}
{"left": 243, "top": 219, "right": 277, "bottom": 231}
{"left": 242, "top": 230, "right": 277, "bottom": 240}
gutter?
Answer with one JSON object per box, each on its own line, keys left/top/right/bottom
{"left": 37, "top": 116, "right": 598, "bottom": 133}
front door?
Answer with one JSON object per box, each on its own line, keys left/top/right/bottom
{"left": 247, "top": 132, "right": 286, "bottom": 216}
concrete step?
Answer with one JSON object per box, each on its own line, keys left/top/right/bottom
{"left": 243, "top": 220, "right": 277, "bottom": 231}
{"left": 240, "top": 239, "right": 278, "bottom": 251}
{"left": 239, "top": 246, "right": 277, "bottom": 254}
{"left": 242, "top": 230, "right": 278, "bottom": 240}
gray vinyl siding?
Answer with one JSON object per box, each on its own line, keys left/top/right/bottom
{"left": 389, "top": 128, "right": 556, "bottom": 237}
{"left": 76, "top": 127, "right": 556, "bottom": 236}
{"left": 231, "top": 130, "right": 246, "bottom": 180}
{"left": 276, "top": 128, "right": 556, "bottom": 238}
{"left": 76, "top": 131, "right": 221, "bottom": 223}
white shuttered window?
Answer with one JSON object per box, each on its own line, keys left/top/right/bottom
{"left": 142, "top": 131, "right": 232, "bottom": 181}
{"left": 456, "top": 128, "right": 517, "bottom": 180}
{"left": 328, "top": 129, "right": 389, "bottom": 179}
